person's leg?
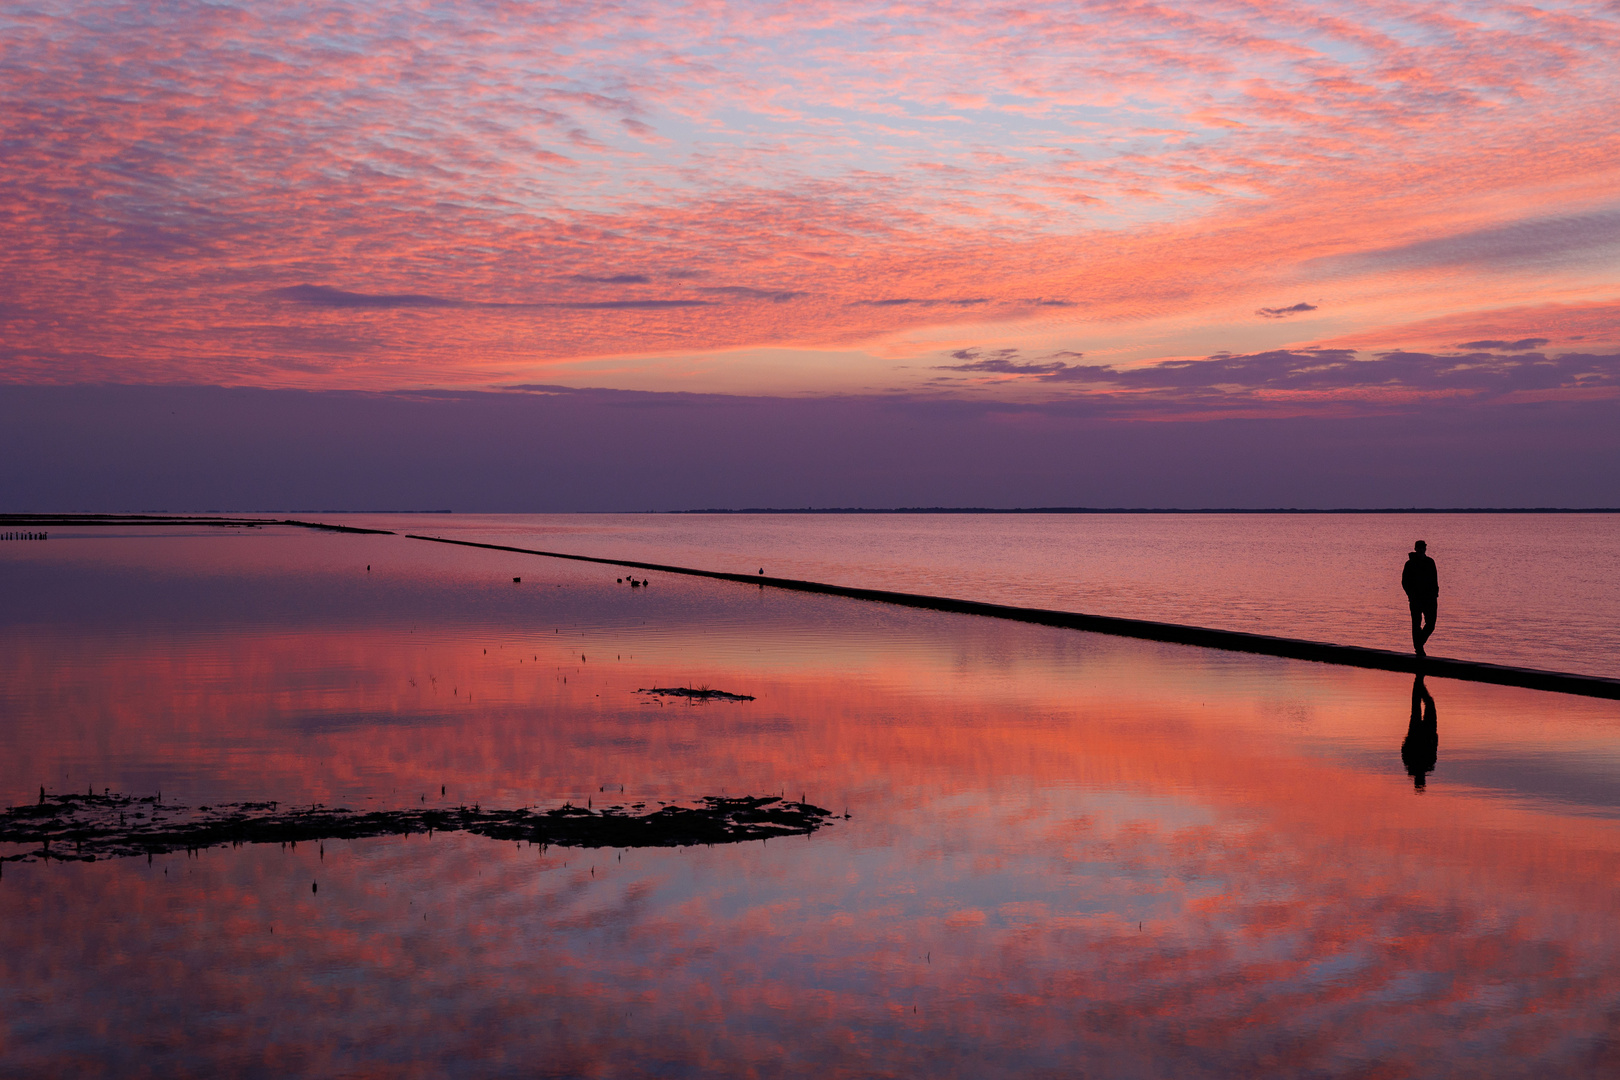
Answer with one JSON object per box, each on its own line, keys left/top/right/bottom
{"left": 1410, "top": 603, "right": 1426, "bottom": 655}
{"left": 1418, "top": 602, "right": 1437, "bottom": 651}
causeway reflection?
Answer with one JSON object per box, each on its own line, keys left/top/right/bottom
{"left": 2, "top": 528, "right": 1620, "bottom": 1077}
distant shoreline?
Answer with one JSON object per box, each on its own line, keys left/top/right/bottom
{"left": 2, "top": 508, "right": 1619, "bottom": 523}
{"left": 665, "top": 506, "right": 1620, "bottom": 514}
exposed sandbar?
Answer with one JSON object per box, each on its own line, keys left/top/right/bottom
{"left": 1, "top": 792, "right": 833, "bottom": 863}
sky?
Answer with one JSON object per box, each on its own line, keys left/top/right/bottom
{"left": 2, "top": 0, "right": 1618, "bottom": 507}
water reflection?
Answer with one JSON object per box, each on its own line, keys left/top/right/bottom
{"left": 4, "top": 529, "right": 1620, "bottom": 1077}
{"left": 1402, "top": 675, "right": 1439, "bottom": 791}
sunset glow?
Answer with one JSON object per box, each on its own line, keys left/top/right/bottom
{"left": 6, "top": 8, "right": 1620, "bottom": 1066}
{"left": 9, "top": 8, "right": 1620, "bottom": 1068}
{"left": 4, "top": 0, "right": 1617, "bottom": 409}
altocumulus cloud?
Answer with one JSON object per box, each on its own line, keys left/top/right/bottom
{"left": 1456, "top": 338, "right": 1551, "bottom": 351}
{"left": 269, "top": 285, "right": 462, "bottom": 309}
{"left": 934, "top": 348, "right": 1080, "bottom": 377}
{"left": 933, "top": 346, "right": 1620, "bottom": 404}
{"left": 1318, "top": 209, "right": 1620, "bottom": 275}
{"left": 1257, "top": 302, "right": 1318, "bottom": 319}
{"left": 269, "top": 284, "right": 709, "bottom": 310}
{"left": 853, "top": 297, "right": 991, "bottom": 307}
{"left": 698, "top": 286, "right": 807, "bottom": 302}
{"left": 1107, "top": 349, "right": 1620, "bottom": 395}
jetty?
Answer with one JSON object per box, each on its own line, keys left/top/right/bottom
{"left": 7, "top": 515, "right": 1612, "bottom": 700}
{"left": 404, "top": 532, "right": 1620, "bottom": 701}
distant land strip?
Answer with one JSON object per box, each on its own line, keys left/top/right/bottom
{"left": 405, "top": 532, "right": 1620, "bottom": 701}
{"left": 6, "top": 509, "right": 1620, "bottom": 525}
{"left": 0, "top": 514, "right": 395, "bottom": 534}
{"left": 668, "top": 507, "right": 1620, "bottom": 514}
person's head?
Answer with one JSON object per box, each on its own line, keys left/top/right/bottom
{"left": 1414, "top": 540, "right": 1427, "bottom": 553}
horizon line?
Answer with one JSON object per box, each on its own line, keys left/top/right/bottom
{"left": 4, "top": 507, "right": 1620, "bottom": 519}
{"left": 664, "top": 506, "right": 1620, "bottom": 514}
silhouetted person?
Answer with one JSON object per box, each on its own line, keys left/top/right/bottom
{"left": 1401, "top": 674, "right": 1438, "bottom": 790}
{"left": 1401, "top": 540, "right": 1439, "bottom": 657}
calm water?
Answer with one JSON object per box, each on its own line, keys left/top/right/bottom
{"left": 334, "top": 512, "right": 1620, "bottom": 677}
{"left": 3, "top": 526, "right": 1620, "bottom": 1077}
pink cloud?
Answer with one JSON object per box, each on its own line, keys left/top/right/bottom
{"left": 0, "top": 0, "right": 1616, "bottom": 393}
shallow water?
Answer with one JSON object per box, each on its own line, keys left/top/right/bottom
{"left": 3, "top": 526, "right": 1620, "bottom": 1077}
{"left": 332, "top": 512, "right": 1620, "bottom": 677}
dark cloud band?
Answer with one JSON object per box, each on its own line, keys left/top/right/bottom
{"left": 269, "top": 284, "right": 709, "bottom": 311}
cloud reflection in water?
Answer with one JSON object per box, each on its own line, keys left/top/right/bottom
{"left": 1, "top": 528, "right": 1618, "bottom": 1076}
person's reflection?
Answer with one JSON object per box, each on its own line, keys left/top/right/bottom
{"left": 1401, "top": 674, "right": 1438, "bottom": 791}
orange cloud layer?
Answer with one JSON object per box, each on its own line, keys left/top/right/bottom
{"left": 1, "top": 0, "right": 1618, "bottom": 396}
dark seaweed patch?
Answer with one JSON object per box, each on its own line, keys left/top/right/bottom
{"left": 0, "top": 792, "right": 831, "bottom": 863}
{"left": 637, "top": 687, "right": 756, "bottom": 701}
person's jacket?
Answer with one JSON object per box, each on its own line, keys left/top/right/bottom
{"left": 1402, "top": 553, "right": 1438, "bottom": 601}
